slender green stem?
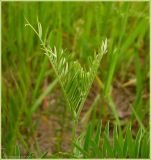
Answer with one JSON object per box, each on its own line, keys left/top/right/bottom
{"left": 72, "top": 118, "right": 78, "bottom": 151}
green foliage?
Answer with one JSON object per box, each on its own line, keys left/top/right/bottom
{"left": 2, "top": 2, "right": 149, "bottom": 159}
{"left": 74, "top": 122, "right": 149, "bottom": 158}
{"left": 25, "top": 19, "right": 106, "bottom": 120}
{"left": 31, "top": 79, "right": 58, "bottom": 114}
{"left": 15, "top": 144, "right": 21, "bottom": 159}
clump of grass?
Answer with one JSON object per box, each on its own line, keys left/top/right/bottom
{"left": 73, "top": 122, "right": 149, "bottom": 158}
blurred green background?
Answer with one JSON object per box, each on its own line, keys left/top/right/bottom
{"left": 2, "top": 1, "right": 149, "bottom": 158}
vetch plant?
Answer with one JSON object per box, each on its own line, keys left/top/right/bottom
{"left": 25, "top": 18, "right": 107, "bottom": 145}
{"left": 2, "top": 2, "right": 149, "bottom": 158}
{"left": 25, "top": 19, "right": 149, "bottom": 159}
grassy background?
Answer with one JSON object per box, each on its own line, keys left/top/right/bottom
{"left": 2, "top": 1, "right": 149, "bottom": 158}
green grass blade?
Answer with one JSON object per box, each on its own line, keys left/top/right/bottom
{"left": 135, "top": 128, "right": 143, "bottom": 158}
{"left": 90, "top": 140, "right": 102, "bottom": 158}
{"left": 33, "top": 56, "right": 49, "bottom": 99}
{"left": 125, "top": 123, "right": 134, "bottom": 158}
{"left": 107, "top": 96, "right": 120, "bottom": 126}
{"left": 84, "top": 122, "right": 92, "bottom": 153}
{"left": 113, "top": 124, "right": 123, "bottom": 158}
{"left": 73, "top": 142, "right": 89, "bottom": 158}
{"left": 95, "top": 121, "right": 102, "bottom": 146}
{"left": 141, "top": 133, "right": 149, "bottom": 158}
{"left": 104, "top": 49, "right": 118, "bottom": 97}
{"left": 15, "top": 144, "right": 20, "bottom": 158}
{"left": 132, "top": 106, "right": 146, "bottom": 132}
{"left": 41, "top": 151, "right": 48, "bottom": 158}
{"left": 121, "top": 18, "right": 148, "bottom": 53}
{"left": 30, "top": 79, "right": 58, "bottom": 114}
{"left": 103, "top": 122, "right": 114, "bottom": 157}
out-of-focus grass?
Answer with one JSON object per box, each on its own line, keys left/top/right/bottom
{"left": 2, "top": 2, "right": 149, "bottom": 158}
